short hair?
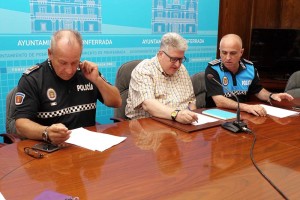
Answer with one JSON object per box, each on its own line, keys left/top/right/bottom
{"left": 160, "top": 32, "right": 188, "bottom": 52}
{"left": 50, "top": 29, "right": 83, "bottom": 54}
{"left": 219, "top": 34, "right": 243, "bottom": 49}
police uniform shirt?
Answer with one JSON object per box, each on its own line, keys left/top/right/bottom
{"left": 205, "top": 58, "right": 263, "bottom": 108}
{"left": 15, "top": 60, "right": 105, "bottom": 129}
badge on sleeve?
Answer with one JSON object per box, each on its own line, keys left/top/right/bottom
{"left": 15, "top": 92, "right": 25, "bottom": 105}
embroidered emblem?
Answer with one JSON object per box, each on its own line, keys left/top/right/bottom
{"left": 47, "top": 88, "right": 57, "bottom": 101}
{"left": 222, "top": 76, "right": 229, "bottom": 86}
{"left": 15, "top": 92, "right": 25, "bottom": 105}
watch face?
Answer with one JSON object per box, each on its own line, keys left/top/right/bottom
{"left": 171, "top": 110, "right": 179, "bottom": 120}
{"left": 171, "top": 111, "right": 177, "bottom": 117}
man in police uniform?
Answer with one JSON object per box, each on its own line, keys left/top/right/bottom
{"left": 205, "top": 34, "right": 293, "bottom": 116}
{"left": 15, "top": 29, "right": 122, "bottom": 145}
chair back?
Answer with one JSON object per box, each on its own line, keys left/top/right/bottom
{"left": 190, "top": 72, "right": 206, "bottom": 108}
{"left": 6, "top": 87, "right": 18, "bottom": 134}
{"left": 285, "top": 71, "right": 300, "bottom": 98}
{"left": 114, "top": 60, "right": 142, "bottom": 119}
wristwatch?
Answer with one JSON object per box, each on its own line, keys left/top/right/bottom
{"left": 42, "top": 127, "right": 51, "bottom": 143}
{"left": 269, "top": 93, "right": 275, "bottom": 101}
{"left": 171, "top": 110, "right": 180, "bottom": 121}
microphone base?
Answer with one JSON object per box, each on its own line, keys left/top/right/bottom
{"left": 221, "top": 120, "right": 248, "bottom": 133}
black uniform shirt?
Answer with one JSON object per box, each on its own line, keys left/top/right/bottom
{"left": 15, "top": 60, "right": 105, "bottom": 129}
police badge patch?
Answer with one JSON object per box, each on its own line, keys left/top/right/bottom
{"left": 15, "top": 92, "right": 25, "bottom": 105}
{"left": 47, "top": 88, "right": 57, "bottom": 101}
{"left": 222, "top": 76, "right": 229, "bottom": 86}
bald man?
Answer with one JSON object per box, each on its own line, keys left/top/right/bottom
{"left": 15, "top": 29, "right": 121, "bottom": 144}
{"left": 205, "top": 34, "right": 293, "bottom": 116}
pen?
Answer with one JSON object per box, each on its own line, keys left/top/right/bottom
{"left": 187, "top": 102, "right": 198, "bottom": 123}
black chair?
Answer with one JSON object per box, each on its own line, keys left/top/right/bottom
{"left": 111, "top": 60, "right": 142, "bottom": 122}
{"left": 0, "top": 87, "right": 21, "bottom": 145}
{"left": 190, "top": 72, "right": 206, "bottom": 108}
{"left": 285, "top": 71, "right": 300, "bottom": 98}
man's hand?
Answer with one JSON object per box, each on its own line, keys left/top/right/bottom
{"left": 243, "top": 104, "right": 267, "bottom": 116}
{"left": 47, "top": 123, "right": 71, "bottom": 145}
{"left": 175, "top": 110, "right": 198, "bottom": 124}
{"left": 271, "top": 93, "right": 294, "bottom": 102}
{"left": 79, "top": 60, "right": 99, "bottom": 83}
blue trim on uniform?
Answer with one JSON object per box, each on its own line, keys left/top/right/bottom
{"left": 211, "top": 61, "right": 255, "bottom": 97}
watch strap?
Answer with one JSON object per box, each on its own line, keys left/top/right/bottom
{"left": 42, "top": 126, "right": 51, "bottom": 143}
{"left": 171, "top": 110, "right": 180, "bottom": 121}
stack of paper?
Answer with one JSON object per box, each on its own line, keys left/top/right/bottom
{"left": 260, "top": 104, "right": 299, "bottom": 118}
{"left": 65, "top": 127, "right": 126, "bottom": 152}
{"left": 192, "top": 113, "right": 220, "bottom": 125}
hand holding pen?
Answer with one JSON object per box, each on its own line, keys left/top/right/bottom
{"left": 187, "top": 102, "right": 198, "bottom": 123}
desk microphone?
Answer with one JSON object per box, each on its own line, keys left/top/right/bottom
{"left": 207, "top": 74, "right": 250, "bottom": 133}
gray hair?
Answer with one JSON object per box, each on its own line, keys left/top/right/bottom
{"left": 50, "top": 29, "right": 83, "bottom": 54}
{"left": 160, "top": 32, "right": 188, "bottom": 52}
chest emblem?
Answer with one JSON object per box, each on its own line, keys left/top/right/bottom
{"left": 222, "top": 76, "right": 229, "bottom": 86}
{"left": 47, "top": 88, "right": 57, "bottom": 101}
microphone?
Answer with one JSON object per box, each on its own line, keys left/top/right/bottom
{"left": 207, "top": 74, "right": 250, "bottom": 133}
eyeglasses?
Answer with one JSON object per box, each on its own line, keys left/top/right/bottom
{"left": 162, "top": 51, "right": 187, "bottom": 63}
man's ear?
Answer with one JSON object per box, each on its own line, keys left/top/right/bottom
{"left": 48, "top": 48, "right": 52, "bottom": 58}
{"left": 240, "top": 48, "right": 244, "bottom": 56}
{"left": 157, "top": 51, "right": 163, "bottom": 60}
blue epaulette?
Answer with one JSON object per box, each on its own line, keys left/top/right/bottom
{"left": 23, "top": 65, "right": 40, "bottom": 75}
{"left": 243, "top": 58, "right": 253, "bottom": 65}
{"left": 208, "top": 59, "right": 221, "bottom": 66}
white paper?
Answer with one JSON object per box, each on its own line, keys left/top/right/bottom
{"left": 65, "top": 127, "right": 127, "bottom": 152}
{"left": 260, "top": 104, "right": 299, "bottom": 118}
{"left": 0, "top": 192, "right": 6, "bottom": 200}
{"left": 192, "top": 113, "right": 220, "bottom": 125}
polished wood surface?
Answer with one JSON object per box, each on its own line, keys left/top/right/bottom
{"left": 0, "top": 100, "right": 300, "bottom": 200}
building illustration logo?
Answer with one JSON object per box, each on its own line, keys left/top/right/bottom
{"left": 152, "top": 0, "right": 198, "bottom": 34}
{"left": 30, "top": 0, "right": 102, "bottom": 33}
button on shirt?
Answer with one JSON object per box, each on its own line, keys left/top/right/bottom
{"left": 125, "top": 55, "right": 195, "bottom": 119}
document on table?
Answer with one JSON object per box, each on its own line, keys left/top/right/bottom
{"left": 65, "top": 127, "right": 126, "bottom": 152}
{"left": 192, "top": 113, "right": 220, "bottom": 126}
{"left": 260, "top": 104, "right": 299, "bottom": 118}
{"left": 0, "top": 192, "right": 5, "bottom": 200}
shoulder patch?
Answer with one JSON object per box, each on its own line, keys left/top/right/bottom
{"left": 243, "top": 58, "right": 253, "bottom": 65}
{"left": 23, "top": 65, "right": 40, "bottom": 75}
{"left": 209, "top": 59, "right": 221, "bottom": 66}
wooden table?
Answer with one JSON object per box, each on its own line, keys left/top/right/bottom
{"left": 0, "top": 99, "right": 300, "bottom": 200}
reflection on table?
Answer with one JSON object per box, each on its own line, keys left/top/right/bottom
{"left": 0, "top": 99, "right": 300, "bottom": 199}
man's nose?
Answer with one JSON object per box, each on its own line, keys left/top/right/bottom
{"left": 226, "top": 54, "right": 231, "bottom": 60}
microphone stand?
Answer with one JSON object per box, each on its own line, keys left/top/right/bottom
{"left": 207, "top": 74, "right": 250, "bottom": 133}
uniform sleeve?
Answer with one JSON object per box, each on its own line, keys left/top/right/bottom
{"left": 248, "top": 68, "right": 263, "bottom": 95}
{"left": 15, "top": 75, "right": 40, "bottom": 121}
{"left": 205, "top": 65, "right": 224, "bottom": 97}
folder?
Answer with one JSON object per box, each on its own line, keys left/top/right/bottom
{"left": 202, "top": 108, "right": 236, "bottom": 120}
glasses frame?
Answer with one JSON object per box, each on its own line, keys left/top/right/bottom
{"left": 162, "top": 51, "right": 187, "bottom": 63}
